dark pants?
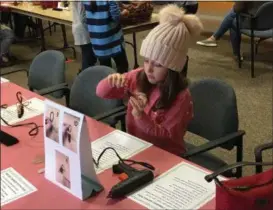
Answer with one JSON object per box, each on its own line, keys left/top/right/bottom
{"left": 80, "top": 43, "right": 129, "bottom": 74}
{"left": 99, "top": 47, "right": 129, "bottom": 74}
{"left": 80, "top": 43, "right": 97, "bottom": 71}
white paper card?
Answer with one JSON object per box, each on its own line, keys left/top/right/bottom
{"left": 1, "top": 168, "right": 37, "bottom": 206}
{"left": 92, "top": 130, "right": 152, "bottom": 174}
{"left": 1, "top": 98, "right": 44, "bottom": 126}
{"left": 44, "top": 100, "right": 102, "bottom": 200}
{"left": 129, "top": 162, "right": 220, "bottom": 210}
{"left": 0, "top": 77, "right": 9, "bottom": 84}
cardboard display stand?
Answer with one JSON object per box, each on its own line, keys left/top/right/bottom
{"left": 43, "top": 100, "right": 103, "bottom": 200}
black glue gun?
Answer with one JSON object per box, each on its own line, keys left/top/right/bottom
{"left": 107, "top": 161, "right": 154, "bottom": 198}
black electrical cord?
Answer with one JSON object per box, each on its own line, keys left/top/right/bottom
{"left": 0, "top": 91, "right": 43, "bottom": 137}
{"left": 0, "top": 117, "right": 42, "bottom": 137}
{"left": 93, "top": 147, "right": 155, "bottom": 171}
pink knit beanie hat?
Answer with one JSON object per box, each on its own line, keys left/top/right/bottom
{"left": 140, "top": 4, "right": 203, "bottom": 72}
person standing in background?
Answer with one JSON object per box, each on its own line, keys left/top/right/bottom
{"left": 71, "top": 1, "right": 96, "bottom": 72}
{"left": 0, "top": 21, "right": 14, "bottom": 67}
{"left": 196, "top": 1, "right": 267, "bottom": 61}
{"left": 83, "top": 1, "right": 129, "bottom": 74}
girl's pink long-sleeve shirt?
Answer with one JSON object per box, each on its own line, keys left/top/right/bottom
{"left": 96, "top": 68, "right": 193, "bottom": 156}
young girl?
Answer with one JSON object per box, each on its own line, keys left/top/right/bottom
{"left": 83, "top": 1, "right": 129, "bottom": 74}
{"left": 96, "top": 5, "right": 203, "bottom": 156}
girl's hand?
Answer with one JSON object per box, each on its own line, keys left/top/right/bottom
{"left": 129, "top": 92, "right": 148, "bottom": 118}
{"left": 107, "top": 73, "right": 127, "bottom": 88}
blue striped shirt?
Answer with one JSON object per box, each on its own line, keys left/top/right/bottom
{"left": 83, "top": 1, "right": 124, "bottom": 58}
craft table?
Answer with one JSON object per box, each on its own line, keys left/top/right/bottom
{"left": 1, "top": 2, "right": 159, "bottom": 67}
{"left": 1, "top": 81, "right": 216, "bottom": 209}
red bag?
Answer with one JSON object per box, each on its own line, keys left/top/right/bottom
{"left": 213, "top": 168, "right": 273, "bottom": 210}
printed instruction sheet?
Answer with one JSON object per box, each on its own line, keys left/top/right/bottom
{"left": 0, "top": 77, "right": 9, "bottom": 84}
{"left": 1, "top": 97, "right": 44, "bottom": 126}
{"left": 129, "top": 162, "right": 219, "bottom": 210}
{"left": 91, "top": 130, "right": 152, "bottom": 174}
{"left": 1, "top": 168, "right": 37, "bottom": 206}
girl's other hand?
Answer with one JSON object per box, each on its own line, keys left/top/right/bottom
{"left": 129, "top": 92, "right": 147, "bottom": 118}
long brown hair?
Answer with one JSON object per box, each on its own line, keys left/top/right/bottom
{"left": 136, "top": 67, "right": 189, "bottom": 110}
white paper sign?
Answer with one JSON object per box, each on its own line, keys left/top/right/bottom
{"left": 129, "top": 162, "right": 219, "bottom": 210}
{"left": 43, "top": 100, "right": 102, "bottom": 200}
{"left": 1, "top": 168, "right": 37, "bottom": 206}
{"left": 0, "top": 77, "right": 9, "bottom": 84}
{"left": 92, "top": 130, "right": 152, "bottom": 174}
{"left": 1, "top": 98, "right": 44, "bottom": 126}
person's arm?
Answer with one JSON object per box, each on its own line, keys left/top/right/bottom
{"left": 134, "top": 89, "right": 193, "bottom": 139}
{"left": 108, "top": 1, "right": 121, "bottom": 21}
{"left": 96, "top": 69, "right": 140, "bottom": 99}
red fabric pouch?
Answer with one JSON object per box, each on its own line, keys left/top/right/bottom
{"left": 215, "top": 168, "right": 273, "bottom": 210}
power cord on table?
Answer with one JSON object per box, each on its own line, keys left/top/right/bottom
{"left": 93, "top": 147, "right": 155, "bottom": 171}
{"left": 0, "top": 91, "right": 43, "bottom": 137}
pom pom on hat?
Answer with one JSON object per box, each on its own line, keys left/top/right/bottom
{"left": 159, "top": 4, "right": 203, "bottom": 38}
{"left": 159, "top": 4, "right": 185, "bottom": 25}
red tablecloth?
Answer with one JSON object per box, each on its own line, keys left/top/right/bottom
{"left": 0, "top": 82, "right": 215, "bottom": 209}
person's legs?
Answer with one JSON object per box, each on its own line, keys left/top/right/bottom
{"left": 0, "top": 27, "right": 15, "bottom": 66}
{"left": 80, "top": 43, "right": 97, "bottom": 71}
{"left": 197, "top": 8, "right": 237, "bottom": 47}
{"left": 99, "top": 57, "right": 112, "bottom": 68}
{"left": 0, "top": 11, "right": 11, "bottom": 25}
{"left": 112, "top": 47, "right": 129, "bottom": 74}
{"left": 13, "top": 13, "right": 28, "bottom": 38}
{"left": 230, "top": 18, "right": 243, "bottom": 60}
{"left": 212, "top": 9, "right": 237, "bottom": 40}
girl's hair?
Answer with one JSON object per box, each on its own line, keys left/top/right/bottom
{"left": 136, "top": 65, "right": 189, "bottom": 110}
{"left": 90, "top": 1, "right": 97, "bottom": 13}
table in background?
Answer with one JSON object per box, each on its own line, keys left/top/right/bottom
{"left": 0, "top": 81, "right": 215, "bottom": 209}
{"left": 2, "top": 3, "right": 159, "bottom": 67}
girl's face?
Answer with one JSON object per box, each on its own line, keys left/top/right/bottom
{"left": 143, "top": 58, "right": 168, "bottom": 84}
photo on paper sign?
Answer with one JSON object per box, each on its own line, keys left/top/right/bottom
{"left": 45, "top": 106, "right": 60, "bottom": 143}
{"left": 55, "top": 150, "right": 71, "bottom": 189}
{"left": 62, "top": 112, "right": 80, "bottom": 153}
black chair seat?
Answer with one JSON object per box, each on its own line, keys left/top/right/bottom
{"left": 241, "top": 29, "right": 273, "bottom": 38}
{"left": 185, "top": 142, "right": 228, "bottom": 171}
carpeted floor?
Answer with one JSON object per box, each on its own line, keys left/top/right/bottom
{"left": 1, "top": 16, "right": 272, "bottom": 176}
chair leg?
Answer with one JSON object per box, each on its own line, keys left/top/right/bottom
{"left": 236, "top": 138, "right": 243, "bottom": 178}
{"left": 120, "top": 118, "right": 126, "bottom": 132}
{"left": 182, "top": 56, "right": 189, "bottom": 77}
{"left": 65, "top": 90, "right": 70, "bottom": 107}
{"left": 255, "top": 39, "right": 259, "bottom": 55}
{"left": 250, "top": 29, "right": 255, "bottom": 78}
{"left": 48, "top": 21, "right": 52, "bottom": 36}
{"left": 236, "top": 15, "right": 242, "bottom": 68}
